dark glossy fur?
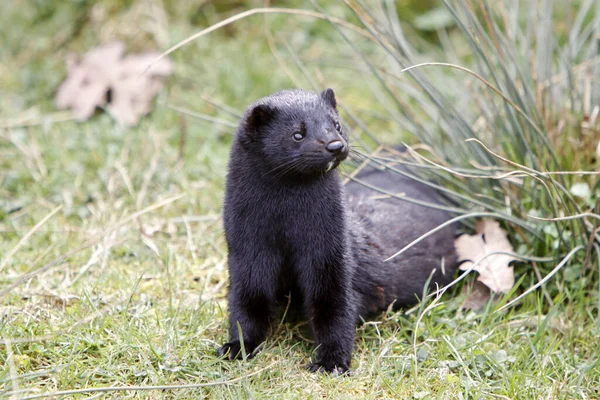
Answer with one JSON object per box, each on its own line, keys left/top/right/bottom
{"left": 218, "top": 89, "right": 457, "bottom": 374}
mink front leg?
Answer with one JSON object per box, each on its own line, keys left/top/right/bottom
{"left": 218, "top": 252, "right": 278, "bottom": 360}
{"left": 300, "top": 256, "right": 356, "bottom": 375}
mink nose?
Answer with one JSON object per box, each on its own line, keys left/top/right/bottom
{"left": 326, "top": 140, "right": 345, "bottom": 154}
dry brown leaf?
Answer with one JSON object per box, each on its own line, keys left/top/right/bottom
{"left": 460, "top": 280, "right": 504, "bottom": 310}
{"left": 55, "top": 43, "right": 123, "bottom": 120}
{"left": 55, "top": 42, "right": 172, "bottom": 126}
{"left": 455, "top": 219, "right": 516, "bottom": 293}
{"left": 460, "top": 280, "right": 491, "bottom": 310}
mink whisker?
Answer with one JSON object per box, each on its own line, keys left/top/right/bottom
{"left": 264, "top": 158, "right": 303, "bottom": 177}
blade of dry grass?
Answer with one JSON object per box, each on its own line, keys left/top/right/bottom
{"left": 0, "top": 205, "right": 63, "bottom": 273}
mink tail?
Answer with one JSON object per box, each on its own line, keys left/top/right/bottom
{"left": 345, "top": 154, "right": 458, "bottom": 317}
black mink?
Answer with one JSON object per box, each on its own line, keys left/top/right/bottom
{"left": 218, "top": 88, "right": 457, "bottom": 374}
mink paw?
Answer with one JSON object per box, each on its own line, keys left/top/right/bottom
{"left": 307, "top": 361, "right": 350, "bottom": 376}
{"left": 217, "top": 341, "right": 256, "bottom": 360}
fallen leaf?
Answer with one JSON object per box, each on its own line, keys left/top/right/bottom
{"left": 55, "top": 42, "right": 172, "bottom": 126}
{"left": 455, "top": 219, "right": 516, "bottom": 293}
{"left": 460, "top": 280, "right": 492, "bottom": 310}
{"left": 55, "top": 43, "right": 123, "bottom": 120}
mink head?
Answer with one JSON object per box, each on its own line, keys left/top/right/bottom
{"left": 238, "top": 88, "right": 349, "bottom": 178}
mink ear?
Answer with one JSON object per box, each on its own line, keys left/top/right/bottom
{"left": 244, "top": 104, "right": 276, "bottom": 139}
{"left": 320, "top": 88, "right": 337, "bottom": 110}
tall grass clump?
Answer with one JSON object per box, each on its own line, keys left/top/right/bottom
{"left": 325, "top": 0, "right": 600, "bottom": 306}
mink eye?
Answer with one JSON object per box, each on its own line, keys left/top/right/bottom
{"left": 334, "top": 121, "right": 342, "bottom": 132}
{"left": 292, "top": 132, "right": 305, "bottom": 142}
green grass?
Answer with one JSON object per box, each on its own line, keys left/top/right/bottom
{"left": 1, "top": 1, "right": 599, "bottom": 398}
